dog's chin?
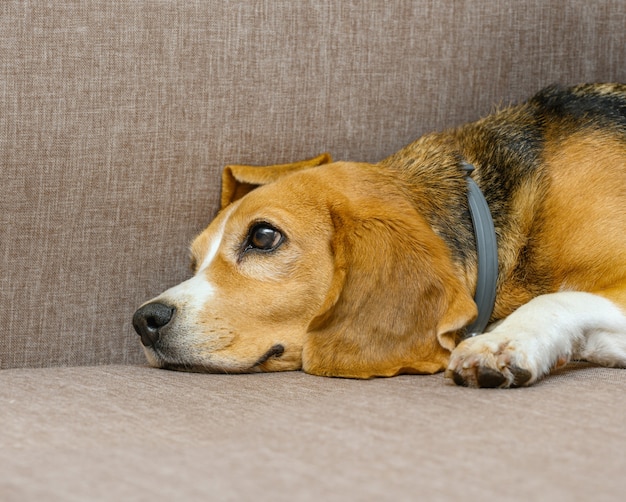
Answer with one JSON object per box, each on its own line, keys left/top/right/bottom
{"left": 142, "top": 346, "right": 290, "bottom": 374}
{"left": 159, "top": 361, "right": 259, "bottom": 374}
{"left": 143, "top": 347, "right": 240, "bottom": 374}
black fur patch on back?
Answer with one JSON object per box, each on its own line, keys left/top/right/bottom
{"left": 531, "top": 83, "right": 626, "bottom": 132}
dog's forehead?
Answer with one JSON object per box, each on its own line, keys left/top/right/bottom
{"left": 245, "top": 171, "right": 321, "bottom": 205}
{"left": 231, "top": 177, "right": 325, "bottom": 225}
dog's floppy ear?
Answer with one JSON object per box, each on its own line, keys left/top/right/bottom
{"left": 303, "top": 197, "right": 477, "bottom": 378}
{"left": 220, "top": 153, "right": 332, "bottom": 209}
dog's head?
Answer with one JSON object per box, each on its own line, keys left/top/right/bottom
{"left": 133, "top": 155, "right": 477, "bottom": 378}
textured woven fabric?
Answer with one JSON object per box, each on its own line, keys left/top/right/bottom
{"left": 1, "top": 0, "right": 626, "bottom": 368}
{"left": 1, "top": 364, "right": 625, "bottom": 500}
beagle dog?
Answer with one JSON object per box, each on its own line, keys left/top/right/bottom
{"left": 133, "top": 83, "right": 626, "bottom": 387}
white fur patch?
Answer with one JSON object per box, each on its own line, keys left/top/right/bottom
{"left": 198, "top": 206, "right": 233, "bottom": 273}
{"left": 157, "top": 273, "right": 216, "bottom": 310}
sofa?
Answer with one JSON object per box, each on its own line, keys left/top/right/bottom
{"left": 2, "top": 1, "right": 625, "bottom": 500}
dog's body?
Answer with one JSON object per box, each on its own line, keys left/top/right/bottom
{"left": 133, "top": 83, "right": 626, "bottom": 387}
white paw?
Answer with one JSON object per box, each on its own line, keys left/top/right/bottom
{"left": 445, "top": 333, "right": 538, "bottom": 388}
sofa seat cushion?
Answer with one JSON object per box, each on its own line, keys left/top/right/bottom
{"left": 1, "top": 364, "right": 625, "bottom": 500}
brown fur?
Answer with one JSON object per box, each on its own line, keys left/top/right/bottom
{"left": 134, "top": 83, "right": 626, "bottom": 381}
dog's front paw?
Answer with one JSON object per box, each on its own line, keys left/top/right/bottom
{"left": 445, "top": 334, "right": 535, "bottom": 388}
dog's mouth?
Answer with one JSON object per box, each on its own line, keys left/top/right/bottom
{"left": 146, "top": 343, "right": 287, "bottom": 374}
{"left": 252, "top": 344, "right": 285, "bottom": 368}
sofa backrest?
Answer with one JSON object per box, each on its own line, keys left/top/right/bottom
{"left": 2, "top": 0, "right": 625, "bottom": 369}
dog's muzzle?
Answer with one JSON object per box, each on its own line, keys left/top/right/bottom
{"left": 132, "top": 302, "right": 176, "bottom": 347}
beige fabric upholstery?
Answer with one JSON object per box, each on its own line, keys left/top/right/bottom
{"left": 2, "top": 364, "right": 625, "bottom": 500}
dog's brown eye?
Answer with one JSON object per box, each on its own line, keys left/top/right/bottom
{"left": 246, "top": 224, "right": 283, "bottom": 252}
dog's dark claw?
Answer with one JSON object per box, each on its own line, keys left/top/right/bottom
{"left": 452, "top": 371, "right": 469, "bottom": 387}
{"left": 510, "top": 366, "right": 532, "bottom": 387}
{"left": 476, "top": 367, "right": 507, "bottom": 388}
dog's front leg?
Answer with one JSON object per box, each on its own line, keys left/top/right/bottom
{"left": 445, "top": 291, "right": 626, "bottom": 388}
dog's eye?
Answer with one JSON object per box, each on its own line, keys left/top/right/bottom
{"left": 245, "top": 224, "right": 283, "bottom": 253}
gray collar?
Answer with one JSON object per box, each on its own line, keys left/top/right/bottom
{"left": 461, "top": 162, "right": 498, "bottom": 337}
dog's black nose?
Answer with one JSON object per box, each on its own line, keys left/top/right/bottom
{"left": 132, "top": 302, "right": 175, "bottom": 347}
